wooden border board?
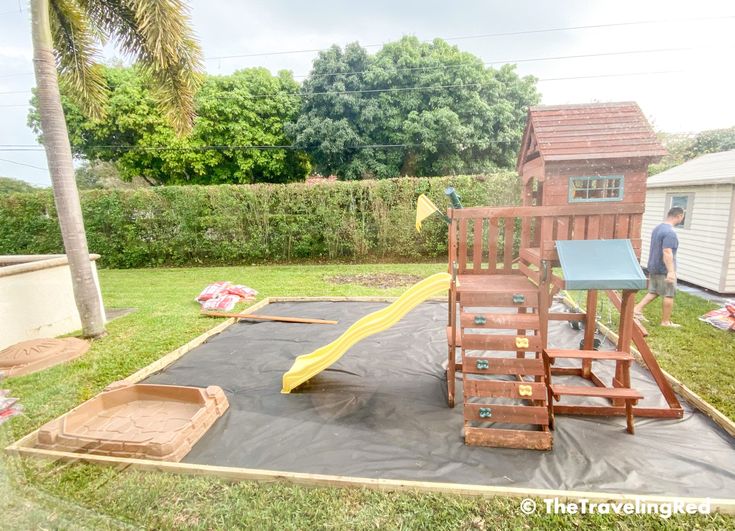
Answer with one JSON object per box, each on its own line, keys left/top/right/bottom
{"left": 5, "top": 296, "right": 735, "bottom": 514}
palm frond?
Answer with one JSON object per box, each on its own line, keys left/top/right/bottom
{"left": 49, "top": 0, "right": 108, "bottom": 119}
{"left": 81, "top": 0, "right": 203, "bottom": 134}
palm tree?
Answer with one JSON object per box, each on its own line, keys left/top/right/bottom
{"left": 30, "top": 0, "right": 202, "bottom": 337}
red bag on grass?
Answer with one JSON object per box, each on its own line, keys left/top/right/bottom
{"left": 226, "top": 285, "right": 258, "bottom": 299}
{"left": 195, "top": 281, "right": 231, "bottom": 303}
{"left": 201, "top": 294, "right": 241, "bottom": 312}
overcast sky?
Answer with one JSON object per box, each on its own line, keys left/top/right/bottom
{"left": 1, "top": 0, "right": 733, "bottom": 186}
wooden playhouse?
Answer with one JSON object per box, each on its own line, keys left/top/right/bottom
{"left": 447, "top": 102, "right": 682, "bottom": 450}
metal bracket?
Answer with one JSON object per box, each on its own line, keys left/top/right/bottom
{"left": 479, "top": 407, "right": 492, "bottom": 418}
{"left": 476, "top": 359, "right": 489, "bottom": 370}
{"left": 473, "top": 315, "right": 487, "bottom": 325}
{"left": 512, "top": 294, "right": 525, "bottom": 304}
{"left": 518, "top": 384, "right": 533, "bottom": 397}
{"left": 515, "top": 337, "right": 529, "bottom": 349}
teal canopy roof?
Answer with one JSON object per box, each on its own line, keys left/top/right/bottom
{"left": 555, "top": 239, "right": 647, "bottom": 290}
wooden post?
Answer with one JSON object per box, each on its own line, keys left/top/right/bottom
{"left": 447, "top": 262, "right": 458, "bottom": 408}
{"left": 582, "top": 290, "right": 597, "bottom": 378}
{"left": 615, "top": 290, "right": 636, "bottom": 407}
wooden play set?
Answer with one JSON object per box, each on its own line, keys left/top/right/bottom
{"left": 446, "top": 102, "right": 684, "bottom": 450}
{"left": 7, "top": 102, "right": 693, "bottom": 468}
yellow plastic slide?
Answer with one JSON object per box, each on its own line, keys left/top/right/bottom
{"left": 281, "top": 272, "right": 452, "bottom": 393}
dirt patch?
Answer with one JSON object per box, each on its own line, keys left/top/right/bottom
{"left": 325, "top": 273, "right": 424, "bottom": 289}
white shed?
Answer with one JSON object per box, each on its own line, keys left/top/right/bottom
{"left": 641, "top": 149, "right": 735, "bottom": 293}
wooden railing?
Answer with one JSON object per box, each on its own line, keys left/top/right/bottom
{"left": 448, "top": 204, "right": 645, "bottom": 275}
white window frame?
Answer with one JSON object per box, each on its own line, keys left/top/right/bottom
{"left": 665, "top": 192, "right": 694, "bottom": 229}
{"left": 568, "top": 175, "right": 624, "bottom": 203}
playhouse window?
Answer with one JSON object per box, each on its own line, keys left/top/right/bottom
{"left": 568, "top": 175, "right": 624, "bottom": 203}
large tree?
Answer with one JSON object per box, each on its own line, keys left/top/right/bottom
{"left": 30, "top": 66, "right": 310, "bottom": 184}
{"left": 650, "top": 126, "right": 735, "bottom": 175}
{"left": 287, "top": 36, "right": 539, "bottom": 180}
{"left": 30, "top": 0, "right": 202, "bottom": 337}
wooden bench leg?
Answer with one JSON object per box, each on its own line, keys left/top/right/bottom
{"left": 622, "top": 359, "right": 635, "bottom": 433}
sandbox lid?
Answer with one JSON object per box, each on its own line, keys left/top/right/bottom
{"left": 555, "top": 239, "right": 647, "bottom": 290}
{"left": 0, "top": 338, "right": 89, "bottom": 378}
{"left": 36, "top": 383, "right": 229, "bottom": 462}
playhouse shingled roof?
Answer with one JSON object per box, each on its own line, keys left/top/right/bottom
{"left": 646, "top": 149, "right": 735, "bottom": 188}
{"left": 517, "top": 102, "right": 666, "bottom": 169}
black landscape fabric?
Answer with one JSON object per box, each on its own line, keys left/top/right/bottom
{"left": 145, "top": 301, "right": 735, "bottom": 498}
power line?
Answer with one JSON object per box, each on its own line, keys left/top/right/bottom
{"left": 0, "top": 72, "right": 34, "bottom": 79}
{"left": 207, "top": 69, "right": 687, "bottom": 100}
{"left": 0, "top": 69, "right": 687, "bottom": 107}
{"left": 0, "top": 45, "right": 695, "bottom": 90}
{"left": 205, "top": 15, "right": 735, "bottom": 60}
{"left": 0, "top": 140, "right": 519, "bottom": 153}
{"left": 0, "top": 70, "right": 687, "bottom": 113}
{"left": 0, "top": 157, "right": 47, "bottom": 171}
{"left": 293, "top": 47, "right": 692, "bottom": 79}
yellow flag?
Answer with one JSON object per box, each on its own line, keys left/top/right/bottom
{"left": 415, "top": 194, "right": 441, "bottom": 232}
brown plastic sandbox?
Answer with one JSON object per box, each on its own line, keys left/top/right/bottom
{"left": 36, "top": 383, "right": 228, "bottom": 462}
{"left": 0, "top": 338, "right": 89, "bottom": 377}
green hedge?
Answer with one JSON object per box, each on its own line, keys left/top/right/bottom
{"left": 0, "top": 173, "right": 520, "bottom": 268}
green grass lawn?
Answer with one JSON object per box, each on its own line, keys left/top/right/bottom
{"left": 1, "top": 263, "right": 733, "bottom": 530}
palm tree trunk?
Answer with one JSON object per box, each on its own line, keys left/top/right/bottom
{"left": 31, "top": 0, "right": 106, "bottom": 338}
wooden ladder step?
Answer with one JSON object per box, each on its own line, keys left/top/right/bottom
{"left": 460, "top": 312, "right": 540, "bottom": 330}
{"left": 462, "top": 333, "right": 541, "bottom": 352}
{"left": 545, "top": 349, "right": 634, "bottom": 361}
{"left": 550, "top": 385, "right": 643, "bottom": 400}
{"left": 463, "top": 356, "right": 544, "bottom": 376}
{"left": 464, "top": 404, "right": 549, "bottom": 425}
{"left": 465, "top": 427, "right": 552, "bottom": 450}
{"left": 464, "top": 379, "right": 547, "bottom": 401}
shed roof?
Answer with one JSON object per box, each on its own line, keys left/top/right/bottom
{"left": 646, "top": 149, "right": 735, "bottom": 188}
{"left": 518, "top": 102, "right": 666, "bottom": 170}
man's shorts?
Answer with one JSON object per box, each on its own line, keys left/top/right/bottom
{"left": 648, "top": 274, "right": 676, "bottom": 298}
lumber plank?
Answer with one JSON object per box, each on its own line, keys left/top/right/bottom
{"left": 552, "top": 405, "right": 684, "bottom": 419}
{"left": 202, "top": 312, "right": 337, "bottom": 325}
{"left": 464, "top": 427, "right": 552, "bottom": 450}
{"left": 463, "top": 379, "right": 547, "bottom": 400}
{"left": 451, "top": 204, "right": 644, "bottom": 219}
{"left": 463, "top": 404, "right": 549, "bottom": 425}
{"left": 473, "top": 218, "right": 483, "bottom": 273}
{"left": 461, "top": 334, "right": 542, "bottom": 352}
{"left": 503, "top": 218, "right": 515, "bottom": 273}
{"left": 487, "top": 217, "right": 499, "bottom": 273}
{"left": 458, "top": 218, "right": 468, "bottom": 273}
{"left": 460, "top": 312, "right": 540, "bottom": 330}
{"left": 550, "top": 385, "right": 643, "bottom": 400}
{"left": 545, "top": 349, "right": 634, "bottom": 361}
{"left": 462, "top": 356, "right": 545, "bottom": 376}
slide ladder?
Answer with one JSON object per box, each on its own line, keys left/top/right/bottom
{"left": 454, "top": 274, "right": 552, "bottom": 450}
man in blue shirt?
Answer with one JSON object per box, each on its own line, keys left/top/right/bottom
{"left": 634, "top": 206, "right": 685, "bottom": 327}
